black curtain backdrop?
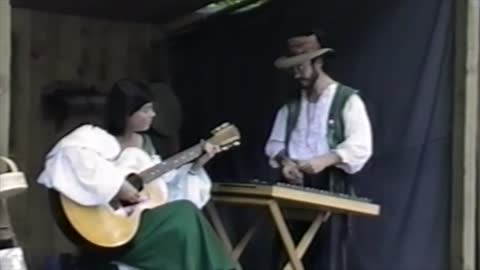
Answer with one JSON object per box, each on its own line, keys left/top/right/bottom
{"left": 168, "top": 0, "right": 453, "bottom": 269}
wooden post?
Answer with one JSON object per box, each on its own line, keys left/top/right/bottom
{"left": 0, "top": 0, "right": 11, "bottom": 157}
{"left": 451, "top": 0, "right": 478, "bottom": 270}
{"left": 0, "top": 0, "right": 14, "bottom": 243}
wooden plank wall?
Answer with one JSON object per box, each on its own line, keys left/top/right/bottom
{"left": 9, "top": 8, "right": 163, "bottom": 269}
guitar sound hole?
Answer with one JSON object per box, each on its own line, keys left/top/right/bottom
{"left": 109, "top": 200, "right": 122, "bottom": 210}
{"left": 126, "top": 173, "right": 144, "bottom": 191}
{"left": 120, "top": 200, "right": 139, "bottom": 207}
{"left": 109, "top": 199, "right": 139, "bottom": 210}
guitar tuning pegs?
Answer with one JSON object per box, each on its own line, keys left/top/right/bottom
{"left": 212, "top": 122, "right": 230, "bottom": 134}
{"left": 233, "top": 141, "right": 240, "bottom": 147}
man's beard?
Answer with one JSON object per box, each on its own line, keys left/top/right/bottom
{"left": 299, "top": 71, "right": 319, "bottom": 90}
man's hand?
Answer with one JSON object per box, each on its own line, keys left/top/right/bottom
{"left": 281, "top": 160, "right": 304, "bottom": 185}
{"left": 297, "top": 153, "right": 342, "bottom": 175}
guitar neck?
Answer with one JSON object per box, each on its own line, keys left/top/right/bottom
{"left": 138, "top": 144, "right": 203, "bottom": 183}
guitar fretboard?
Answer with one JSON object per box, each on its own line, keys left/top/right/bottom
{"left": 139, "top": 144, "right": 203, "bottom": 183}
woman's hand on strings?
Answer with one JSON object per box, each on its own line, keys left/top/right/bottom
{"left": 116, "top": 182, "right": 146, "bottom": 204}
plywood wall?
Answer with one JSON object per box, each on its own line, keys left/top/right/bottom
{"left": 9, "top": 8, "right": 164, "bottom": 269}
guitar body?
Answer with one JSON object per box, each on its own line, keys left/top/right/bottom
{"left": 50, "top": 123, "right": 241, "bottom": 249}
{"left": 58, "top": 181, "right": 167, "bottom": 248}
{"left": 56, "top": 147, "right": 169, "bottom": 249}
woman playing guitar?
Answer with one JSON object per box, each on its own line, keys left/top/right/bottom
{"left": 38, "top": 79, "right": 236, "bottom": 270}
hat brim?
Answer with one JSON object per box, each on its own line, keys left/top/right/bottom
{"left": 274, "top": 48, "right": 334, "bottom": 69}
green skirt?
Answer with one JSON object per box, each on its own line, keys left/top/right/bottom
{"left": 111, "top": 200, "right": 235, "bottom": 270}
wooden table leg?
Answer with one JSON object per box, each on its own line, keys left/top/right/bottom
{"left": 232, "top": 218, "right": 262, "bottom": 260}
{"left": 283, "top": 212, "right": 331, "bottom": 270}
{"left": 207, "top": 196, "right": 329, "bottom": 270}
{"left": 206, "top": 203, "right": 243, "bottom": 270}
{"left": 206, "top": 203, "right": 233, "bottom": 252}
{"left": 268, "top": 201, "right": 304, "bottom": 270}
{"left": 206, "top": 202, "right": 266, "bottom": 270}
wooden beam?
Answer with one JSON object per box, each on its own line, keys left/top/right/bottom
{"left": 164, "top": 0, "right": 267, "bottom": 34}
{"left": 451, "top": 0, "right": 479, "bottom": 270}
{"left": 0, "top": 0, "right": 14, "bottom": 242}
{"left": 0, "top": 0, "right": 11, "bottom": 157}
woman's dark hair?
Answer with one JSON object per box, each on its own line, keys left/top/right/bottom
{"left": 104, "top": 79, "right": 153, "bottom": 136}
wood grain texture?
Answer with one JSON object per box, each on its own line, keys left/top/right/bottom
{"left": 9, "top": 8, "right": 164, "bottom": 268}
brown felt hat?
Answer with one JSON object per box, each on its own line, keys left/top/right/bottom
{"left": 274, "top": 34, "right": 334, "bottom": 69}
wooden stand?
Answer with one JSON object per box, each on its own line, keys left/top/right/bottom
{"left": 206, "top": 195, "right": 331, "bottom": 270}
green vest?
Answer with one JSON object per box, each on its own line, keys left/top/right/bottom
{"left": 141, "top": 134, "right": 157, "bottom": 156}
{"left": 285, "top": 84, "right": 358, "bottom": 192}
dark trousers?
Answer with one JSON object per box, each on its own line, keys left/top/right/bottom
{"left": 273, "top": 171, "right": 348, "bottom": 270}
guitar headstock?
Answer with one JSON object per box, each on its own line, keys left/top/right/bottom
{"left": 207, "top": 122, "right": 241, "bottom": 152}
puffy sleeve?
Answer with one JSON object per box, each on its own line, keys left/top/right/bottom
{"left": 265, "top": 105, "right": 288, "bottom": 168}
{"left": 37, "top": 146, "right": 130, "bottom": 206}
{"left": 148, "top": 155, "right": 212, "bottom": 209}
{"left": 163, "top": 164, "right": 212, "bottom": 209}
{"left": 333, "top": 94, "right": 373, "bottom": 174}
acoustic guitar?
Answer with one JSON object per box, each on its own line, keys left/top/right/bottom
{"left": 52, "top": 123, "right": 241, "bottom": 249}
